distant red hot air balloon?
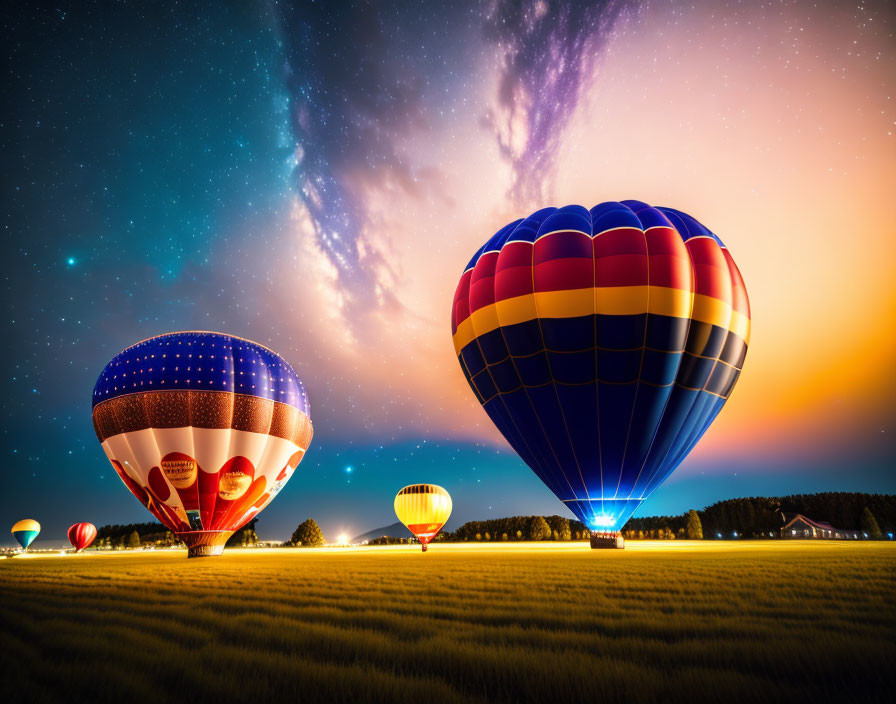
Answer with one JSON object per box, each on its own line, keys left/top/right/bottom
{"left": 67, "top": 523, "right": 97, "bottom": 552}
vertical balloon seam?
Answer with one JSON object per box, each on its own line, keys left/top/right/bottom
{"left": 486, "top": 222, "right": 556, "bottom": 490}
{"left": 223, "top": 338, "right": 239, "bottom": 531}
{"left": 618, "top": 205, "right": 694, "bottom": 503}
{"left": 145, "top": 390, "right": 174, "bottom": 529}
{"left": 111, "top": 405, "right": 161, "bottom": 524}
{"left": 530, "top": 210, "right": 592, "bottom": 505}
{"left": 636, "top": 208, "right": 712, "bottom": 496}
{"left": 681, "top": 285, "right": 736, "bottom": 460}
{"left": 643, "top": 214, "right": 734, "bottom": 493}
{"left": 669, "top": 232, "right": 738, "bottom": 470}
{"left": 228, "top": 332, "right": 256, "bottom": 532}
{"left": 247, "top": 347, "right": 279, "bottom": 531}
{"left": 178, "top": 393, "right": 200, "bottom": 530}
{"left": 229, "top": 340, "right": 258, "bottom": 532}
{"left": 492, "top": 212, "right": 580, "bottom": 500}
{"left": 625, "top": 217, "right": 697, "bottom": 501}
{"left": 613, "top": 206, "right": 652, "bottom": 501}
{"left": 464, "top": 234, "right": 559, "bottom": 502}
{"left": 505, "top": 212, "right": 583, "bottom": 500}
{"left": 664, "top": 282, "right": 738, "bottom": 477}
{"left": 589, "top": 207, "right": 606, "bottom": 514}
{"left": 519, "top": 215, "right": 590, "bottom": 501}
{"left": 647, "top": 236, "right": 706, "bottom": 491}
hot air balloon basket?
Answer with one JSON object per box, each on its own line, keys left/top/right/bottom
{"left": 179, "top": 531, "right": 233, "bottom": 558}
{"left": 590, "top": 532, "right": 625, "bottom": 550}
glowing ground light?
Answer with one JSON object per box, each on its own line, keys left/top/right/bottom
{"left": 337, "top": 533, "right": 348, "bottom": 545}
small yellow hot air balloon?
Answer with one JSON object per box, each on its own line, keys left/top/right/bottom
{"left": 394, "top": 484, "right": 452, "bottom": 552}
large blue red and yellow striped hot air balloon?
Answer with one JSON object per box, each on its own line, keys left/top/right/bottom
{"left": 451, "top": 201, "right": 750, "bottom": 548}
{"left": 92, "top": 332, "right": 313, "bottom": 557}
{"left": 11, "top": 519, "right": 40, "bottom": 550}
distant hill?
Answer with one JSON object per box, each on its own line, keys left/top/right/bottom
{"left": 352, "top": 522, "right": 410, "bottom": 543}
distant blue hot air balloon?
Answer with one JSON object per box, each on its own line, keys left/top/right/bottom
{"left": 451, "top": 201, "right": 750, "bottom": 545}
{"left": 11, "top": 519, "right": 40, "bottom": 550}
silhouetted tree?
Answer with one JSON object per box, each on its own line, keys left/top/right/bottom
{"left": 861, "top": 507, "right": 882, "bottom": 538}
{"left": 529, "top": 516, "right": 551, "bottom": 540}
{"left": 227, "top": 519, "right": 259, "bottom": 547}
{"left": 127, "top": 530, "right": 141, "bottom": 548}
{"left": 289, "top": 518, "right": 325, "bottom": 547}
{"left": 546, "top": 515, "right": 572, "bottom": 541}
{"left": 686, "top": 510, "right": 703, "bottom": 540}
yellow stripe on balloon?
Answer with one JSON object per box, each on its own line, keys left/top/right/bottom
{"left": 453, "top": 286, "right": 748, "bottom": 353}
{"left": 11, "top": 519, "right": 40, "bottom": 533}
{"left": 730, "top": 310, "right": 751, "bottom": 345}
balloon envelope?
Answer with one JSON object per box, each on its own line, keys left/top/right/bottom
{"left": 394, "top": 484, "right": 452, "bottom": 550}
{"left": 92, "top": 331, "right": 313, "bottom": 557}
{"left": 451, "top": 201, "right": 750, "bottom": 532}
{"left": 12, "top": 519, "right": 40, "bottom": 550}
{"left": 68, "top": 523, "right": 97, "bottom": 552}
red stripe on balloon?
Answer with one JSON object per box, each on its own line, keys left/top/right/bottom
{"left": 468, "top": 251, "right": 499, "bottom": 313}
{"left": 451, "top": 269, "right": 473, "bottom": 331}
{"left": 686, "top": 238, "right": 732, "bottom": 302}
{"left": 198, "top": 467, "right": 220, "bottom": 531}
{"left": 494, "top": 264, "right": 533, "bottom": 301}
{"left": 644, "top": 226, "right": 686, "bottom": 255}
{"left": 647, "top": 254, "right": 692, "bottom": 290}
{"left": 533, "top": 230, "right": 592, "bottom": 263}
{"left": 147, "top": 466, "right": 170, "bottom": 501}
{"left": 593, "top": 228, "right": 647, "bottom": 257}
{"left": 594, "top": 253, "right": 648, "bottom": 287}
{"left": 534, "top": 258, "right": 593, "bottom": 292}
{"left": 723, "top": 249, "right": 751, "bottom": 318}
{"left": 495, "top": 240, "right": 532, "bottom": 268}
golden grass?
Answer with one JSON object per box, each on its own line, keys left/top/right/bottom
{"left": 2, "top": 542, "right": 894, "bottom": 703}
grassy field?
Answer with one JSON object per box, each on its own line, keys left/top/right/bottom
{"left": 2, "top": 542, "right": 894, "bottom": 704}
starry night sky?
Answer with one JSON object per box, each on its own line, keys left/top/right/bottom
{"left": 3, "top": 1, "right": 894, "bottom": 546}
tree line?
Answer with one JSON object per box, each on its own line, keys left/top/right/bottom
{"left": 447, "top": 515, "right": 591, "bottom": 541}
{"left": 94, "top": 519, "right": 260, "bottom": 549}
{"left": 94, "top": 492, "right": 894, "bottom": 549}
{"left": 623, "top": 492, "right": 895, "bottom": 538}
{"left": 94, "top": 522, "right": 172, "bottom": 549}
